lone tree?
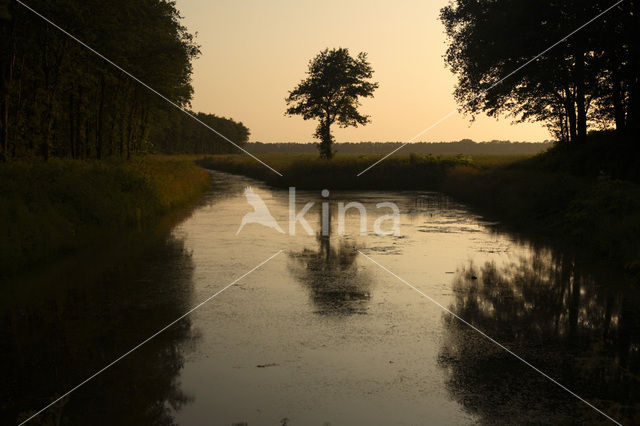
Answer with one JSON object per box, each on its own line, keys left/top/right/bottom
{"left": 285, "top": 48, "right": 378, "bottom": 159}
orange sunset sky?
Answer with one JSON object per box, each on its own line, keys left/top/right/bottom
{"left": 176, "top": 0, "right": 550, "bottom": 143}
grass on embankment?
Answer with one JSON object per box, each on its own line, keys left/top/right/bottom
{"left": 0, "top": 156, "right": 210, "bottom": 277}
{"left": 197, "top": 153, "right": 528, "bottom": 189}
{"left": 199, "top": 148, "right": 640, "bottom": 271}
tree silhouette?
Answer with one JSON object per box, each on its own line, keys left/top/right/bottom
{"left": 285, "top": 48, "right": 378, "bottom": 159}
{"left": 0, "top": 0, "right": 248, "bottom": 160}
{"left": 440, "top": 0, "right": 639, "bottom": 145}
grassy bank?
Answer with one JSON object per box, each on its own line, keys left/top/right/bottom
{"left": 0, "top": 156, "right": 210, "bottom": 277}
{"left": 441, "top": 164, "right": 640, "bottom": 269}
{"left": 199, "top": 148, "right": 640, "bottom": 271}
{"left": 197, "top": 153, "right": 528, "bottom": 189}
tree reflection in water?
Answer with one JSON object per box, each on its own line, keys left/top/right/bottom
{"left": 438, "top": 249, "right": 640, "bottom": 424}
{"left": 1, "top": 231, "right": 197, "bottom": 425}
{"left": 288, "top": 210, "right": 371, "bottom": 316}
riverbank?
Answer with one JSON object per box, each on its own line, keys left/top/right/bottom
{"left": 198, "top": 147, "right": 640, "bottom": 272}
{"left": 196, "top": 153, "right": 528, "bottom": 189}
{"left": 0, "top": 156, "right": 210, "bottom": 277}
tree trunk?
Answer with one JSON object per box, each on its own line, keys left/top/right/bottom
{"left": 560, "top": 113, "right": 568, "bottom": 144}
{"left": 612, "top": 69, "right": 626, "bottom": 133}
{"left": 627, "top": 0, "right": 640, "bottom": 135}
{"left": 119, "top": 120, "right": 124, "bottom": 158}
{"left": 126, "top": 102, "right": 135, "bottom": 160}
{"left": 2, "top": 82, "right": 8, "bottom": 161}
{"left": 69, "top": 93, "right": 76, "bottom": 159}
{"left": 12, "top": 55, "right": 24, "bottom": 157}
{"left": 41, "top": 117, "right": 53, "bottom": 160}
{"left": 566, "top": 96, "right": 578, "bottom": 145}
{"left": 316, "top": 116, "right": 334, "bottom": 159}
{"left": 96, "top": 74, "right": 105, "bottom": 159}
{"left": 84, "top": 119, "right": 90, "bottom": 158}
{"left": 574, "top": 44, "right": 587, "bottom": 144}
{"left": 107, "top": 108, "right": 116, "bottom": 157}
{"left": 40, "top": 35, "right": 66, "bottom": 160}
{"left": 75, "top": 84, "right": 83, "bottom": 158}
{"left": 138, "top": 103, "right": 149, "bottom": 152}
{"left": 1, "top": 13, "right": 16, "bottom": 162}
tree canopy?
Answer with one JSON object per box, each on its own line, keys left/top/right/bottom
{"left": 440, "top": 0, "right": 639, "bottom": 145}
{"left": 285, "top": 48, "right": 378, "bottom": 159}
{"left": 0, "top": 0, "right": 248, "bottom": 161}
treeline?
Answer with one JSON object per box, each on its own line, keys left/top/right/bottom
{"left": 441, "top": 1, "right": 640, "bottom": 145}
{"left": 247, "top": 140, "right": 553, "bottom": 155}
{"left": 150, "top": 108, "right": 250, "bottom": 155}
{"left": 0, "top": 0, "right": 248, "bottom": 161}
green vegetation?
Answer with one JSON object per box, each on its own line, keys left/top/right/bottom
{"left": 0, "top": 156, "right": 210, "bottom": 277}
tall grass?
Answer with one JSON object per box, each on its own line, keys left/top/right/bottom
{"left": 0, "top": 156, "right": 210, "bottom": 277}
{"left": 197, "top": 153, "right": 525, "bottom": 189}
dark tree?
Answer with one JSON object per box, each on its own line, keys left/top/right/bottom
{"left": 285, "top": 48, "right": 378, "bottom": 159}
{"left": 0, "top": 0, "right": 248, "bottom": 160}
{"left": 440, "top": 0, "right": 638, "bottom": 145}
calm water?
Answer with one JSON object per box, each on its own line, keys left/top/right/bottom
{"left": 2, "top": 171, "right": 639, "bottom": 425}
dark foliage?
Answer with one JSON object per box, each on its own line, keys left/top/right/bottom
{"left": 285, "top": 48, "right": 378, "bottom": 159}
{"left": 0, "top": 0, "right": 248, "bottom": 161}
{"left": 441, "top": 0, "right": 640, "bottom": 145}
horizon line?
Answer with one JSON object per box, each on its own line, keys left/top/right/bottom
{"left": 246, "top": 139, "right": 554, "bottom": 144}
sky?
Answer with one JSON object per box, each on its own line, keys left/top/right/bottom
{"left": 176, "top": 0, "right": 550, "bottom": 143}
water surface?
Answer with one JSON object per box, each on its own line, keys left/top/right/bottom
{"left": 2, "top": 171, "right": 638, "bottom": 425}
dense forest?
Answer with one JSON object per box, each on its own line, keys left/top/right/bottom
{"left": 0, "top": 0, "right": 249, "bottom": 161}
{"left": 247, "top": 140, "right": 553, "bottom": 155}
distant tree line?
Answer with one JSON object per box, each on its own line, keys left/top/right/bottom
{"left": 441, "top": 1, "right": 639, "bottom": 145}
{"left": 149, "top": 108, "right": 250, "bottom": 155}
{"left": 0, "top": 0, "right": 248, "bottom": 161}
{"left": 247, "top": 140, "right": 553, "bottom": 155}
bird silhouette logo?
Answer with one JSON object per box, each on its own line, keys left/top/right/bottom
{"left": 236, "top": 186, "right": 285, "bottom": 235}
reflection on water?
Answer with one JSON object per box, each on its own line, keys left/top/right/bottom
{"left": 3, "top": 171, "right": 640, "bottom": 424}
{"left": 439, "top": 249, "right": 640, "bottom": 424}
{"left": 0, "top": 227, "right": 197, "bottom": 425}
{"left": 288, "top": 211, "right": 371, "bottom": 316}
